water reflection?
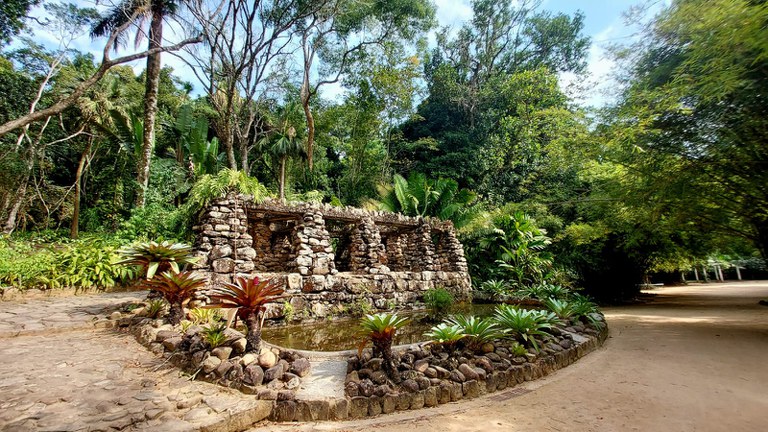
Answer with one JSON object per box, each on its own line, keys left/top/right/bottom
{"left": 261, "top": 304, "right": 497, "bottom": 352}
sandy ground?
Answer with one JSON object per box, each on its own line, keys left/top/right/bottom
{"left": 257, "top": 282, "right": 768, "bottom": 432}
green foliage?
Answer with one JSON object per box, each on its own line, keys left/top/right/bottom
{"left": 423, "top": 287, "right": 454, "bottom": 320}
{"left": 189, "top": 307, "right": 222, "bottom": 325}
{"left": 424, "top": 323, "right": 465, "bottom": 348}
{"left": 464, "top": 210, "right": 553, "bottom": 285}
{"left": 478, "top": 279, "right": 509, "bottom": 299}
{"left": 375, "top": 172, "right": 480, "bottom": 229}
{"left": 202, "top": 322, "right": 228, "bottom": 349}
{"left": 446, "top": 315, "right": 501, "bottom": 349}
{"left": 0, "top": 236, "right": 134, "bottom": 291}
{"left": 146, "top": 299, "right": 166, "bottom": 319}
{"left": 117, "top": 241, "right": 197, "bottom": 279}
{"left": 357, "top": 313, "right": 409, "bottom": 349}
{"left": 542, "top": 298, "right": 577, "bottom": 320}
{"left": 510, "top": 342, "right": 528, "bottom": 357}
{"left": 492, "top": 304, "right": 558, "bottom": 351}
{"left": 186, "top": 169, "right": 270, "bottom": 216}
{"left": 115, "top": 204, "right": 186, "bottom": 243}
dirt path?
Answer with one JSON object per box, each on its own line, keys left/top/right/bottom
{"left": 259, "top": 282, "right": 768, "bottom": 432}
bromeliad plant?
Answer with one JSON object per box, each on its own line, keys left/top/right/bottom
{"left": 142, "top": 271, "right": 207, "bottom": 325}
{"left": 447, "top": 315, "right": 502, "bottom": 351}
{"left": 493, "top": 305, "right": 558, "bottom": 352}
{"left": 543, "top": 298, "right": 577, "bottom": 320}
{"left": 117, "top": 241, "right": 198, "bottom": 279}
{"left": 205, "top": 276, "right": 285, "bottom": 353}
{"left": 358, "top": 313, "right": 409, "bottom": 380}
{"left": 424, "top": 323, "right": 465, "bottom": 350}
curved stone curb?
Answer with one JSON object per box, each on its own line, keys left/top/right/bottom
{"left": 266, "top": 325, "right": 609, "bottom": 423}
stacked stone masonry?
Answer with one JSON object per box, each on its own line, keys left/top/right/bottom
{"left": 192, "top": 196, "right": 472, "bottom": 319}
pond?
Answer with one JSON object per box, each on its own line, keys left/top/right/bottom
{"left": 261, "top": 303, "right": 499, "bottom": 352}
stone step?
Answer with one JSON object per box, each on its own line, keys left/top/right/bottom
{"left": 295, "top": 360, "right": 347, "bottom": 402}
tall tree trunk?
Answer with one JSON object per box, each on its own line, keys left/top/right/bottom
{"left": 3, "top": 177, "right": 28, "bottom": 234}
{"left": 240, "top": 139, "right": 249, "bottom": 173}
{"left": 279, "top": 155, "right": 287, "bottom": 203}
{"left": 300, "top": 79, "right": 315, "bottom": 171}
{"left": 220, "top": 117, "right": 237, "bottom": 169}
{"left": 135, "top": 6, "right": 165, "bottom": 208}
{"left": 70, "top": 138, "right": 93, "bottom": 239}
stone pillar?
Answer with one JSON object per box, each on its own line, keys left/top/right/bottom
{"left": 250, "top": 219, "right": 271, "bottom": 272}
{"left": 349, "top": 216, "right": 388, "bottom": 274}
{"left": 193, "top": 194, "right": 255, "bottom": 285}
{"left": 385, "top": 234, "right": 405, "bottom": 271}
{"left": 291, "top": 210, "right": 336, "bottom": 276}
{"left": 435, "top": 225, "right": 469, "bottom": 273}
{"left": 404, "top": 219, "right": 435, "bottom": 272}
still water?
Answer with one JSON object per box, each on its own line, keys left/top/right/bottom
{"left": 261, "top": 304, "right": 498, "bottom": 352}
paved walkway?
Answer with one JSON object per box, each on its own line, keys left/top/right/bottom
{"left": 2, "top": 283, "right": 766, "bottom": 432}
{"left": 257, "top": 282, "right": 768, "bottom": 432}
{"left": 0, "top": 291, "right": 270, "bottom": 432}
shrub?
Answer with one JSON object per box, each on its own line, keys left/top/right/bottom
{"left": 117, "top": 241, "right": 198, "bottom": 279}
{"left": 423, "top": 287, "right": 454, "bottom": 320}
{"left": 424, "top": 323, "right": 465, "bottom": 349}
{"left": 447, "top": 315, "right": 501, "bottom": 350}
{"left": 543, "top": 298, "right": 577, "bottom": 320}
{"left": 510, "top": 342, "right": 528, "bottom": 357}
{"left": 478, "top": 280, "right": 509, "bottom": 299}
{"left": 0, "top": 236, "right": 134, "bottom": 292}
{"left": 493, "top": 305, "right": 557, "bottom": 352}
{"left": 189, "top": 307, "right": 222, "bottom": 325}
{"left": 146, "top": 299, "right": 167, "bottom": 318}
{"left": 202, "top": 322, "right": 228, "bottom": 348}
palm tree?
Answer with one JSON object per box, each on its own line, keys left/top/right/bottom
{"left": 91, "top": 0, "right": 180, "bottom": 207}
{"left": 259, "top": 102, "right": 305, "bottom": 202}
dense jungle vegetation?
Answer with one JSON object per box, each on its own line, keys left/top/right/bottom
{"left": 1, "top": 0, "right": 766, "bottom": 300}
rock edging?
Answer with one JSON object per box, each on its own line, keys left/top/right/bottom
{"left": 268, "top": 324, "right": 609, "bottom": 422}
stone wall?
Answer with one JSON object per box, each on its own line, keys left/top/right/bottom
{"left": 192, "top": 195, "right": 472, "bottom": 319}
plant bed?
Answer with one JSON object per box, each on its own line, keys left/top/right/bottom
{"left": 341, "top": 316, "right": 607, "bottom": 419}
{"left": 113, "top": 302, "right": 311, "bottom": 399}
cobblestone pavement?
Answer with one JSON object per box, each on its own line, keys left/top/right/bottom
{"left": 0, "top": 292, "right": 145, "bottom": 337}
{"left": 0, "top": 293, "right": 270, "bottom": 432}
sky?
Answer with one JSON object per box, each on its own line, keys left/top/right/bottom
{"left": 16, "top": 0, "right": 650, "bottom": 108}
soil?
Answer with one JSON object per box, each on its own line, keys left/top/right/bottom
{"left": 258, "top": 281, "right": 768, "bottom": 432}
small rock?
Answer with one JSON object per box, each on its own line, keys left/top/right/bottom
{"left": 243, "top": 364, "right": 264, "bottom": 386}
{"left": 345, "top": 370, "right": 360, "bottom": 384}
{"left": 162, "top": 337, "right": 183, "bottom": 351}
{"left": 290, "top": 358, "right": 311, "bottom": 377}
{"left": 285, "top": 376, "right": 301, "bottom": 390}
{"left": 370, "top": 370, "right": 388, "bottom": 385}
{"left": 202, "top": 356, "right": 221, "bottom": 373}
{"left": 241, "top": 353, "right": 257, "bottom": 366}
{"left": 413, "top": 359, "right": 430, "bottom": 373}
{"left": 109, "top": 311, "right": 122, "bottom": 320}
{"left": 424, "top": 367, "right": 438, "bottom": 378}
{"left": 401, "top": 379, "right": 419, "bottom": 393}
{"left": 232, "top": 338, "right": 247, "bottom": 354}
{"left": 258, "top": 350, "right": 278, "bottom": 369}
{"left": 215, "top": 360, "right": 233, "bottom": 377}
{"left": 211, "top": 346, "right": 233, "bottom": 361}
{"left": 458, "top": 364, "right": 478, "bottom": 380}
{"left": 481, "top": 343, "right": 495, "bottom": 353}
{"left": 264, "top": 365, "right": 284, "bottom": 382}
{"left": 450, "top": 369, "right": 466, "bottom": 383}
